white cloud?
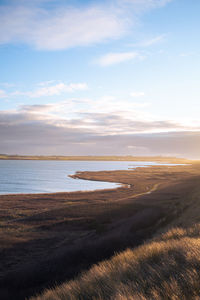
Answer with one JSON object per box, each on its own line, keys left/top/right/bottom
{"left": 0, "top": 0, "right": 172, "bottom": 50}
{"left": 0, "top": 101, "right": 199, "bottom": 144}
{"left": 0, "top": 4, "right": 126, "bottom": 50}
{"left": 85, "top": 96, "right": 149, "bottom": 117}
{"left": 140, "top": 35, "right": 166, "bottom": 47}
{"left": 18, "top": 96, "right": 150, "bottom": 122}
{"left": 12, "top": 82, "right": 88, "bottom": 98}
{"left": 3, "top": 96, "right": 198, "bottom": 135}
{"left": 1, "top": 96, "right": 200, "bottom": 157}
{"left": 38, "top": 80, "right": 57, "bottom": 86}
{"left": 128, "top": 34, "right": 166, "bottom": 48}
{"left": 97, "top": 52, "right": 140, "bottom": 66}
{"left": 130, "top": 92, "right": 145, "bottom": 97}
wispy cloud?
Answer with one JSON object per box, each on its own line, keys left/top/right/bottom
{"left": 26, "top": 83, "right": 88, "bottom": 98}
{"left": 96, "top": 52, "right": 140, "bottom": 66}
{"left": 11, "top": 82, "right": 88, "bottom": 98}
{"left": 0, "top": 3, "right": 126, "bottom": 50}
{"left": 140, "top": 34, "right": 166, "bottom": 47}
{"left": 0, "top": 0, "right": 172, "bottom": 50}
{"left": 128, "top": 34, "right": 166, "bottom": 49}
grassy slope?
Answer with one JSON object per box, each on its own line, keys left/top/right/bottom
{"left": 31, "top": 165, "right": 200, "bottom": 300}
{"left": 32, "top": 225, "right": 200, "bottom": 300}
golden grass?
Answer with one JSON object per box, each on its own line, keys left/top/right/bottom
{"left": 0, "top": 164, "right": 199, "bottom": 299}
{"left": 31, "top": 223, "right": 200, "bottom": 300}
{"left": 29, "top": 165, "right": 200, "bottom": 299}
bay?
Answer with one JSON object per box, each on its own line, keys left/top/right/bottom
{"left": 0, "top": 160, "right": 171, "bottom": 194}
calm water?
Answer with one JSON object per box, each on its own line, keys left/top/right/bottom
{"left": 0, "top": 160, "right": 170, "bottom": 194}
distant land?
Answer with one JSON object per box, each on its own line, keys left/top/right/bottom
{"left": 0, "top": 154, "right": 194, "bottom": 164}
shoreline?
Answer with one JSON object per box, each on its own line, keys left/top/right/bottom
{"left": 0, "top": 171, "right": 124, "bottom": 196}
{"left": 0, "top": 161, "right": 182, "bottom": 196}
{"left": 0, "top": 183, "right": 122, "bottom": 197}
{"left": 0, "top": 163, "right": 192, "bottom": 198}
{"left": 0, "top": 164, "right": 200, "bottom": 300}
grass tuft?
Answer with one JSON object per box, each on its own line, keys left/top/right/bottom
{"left": 31, "top": 223, "right": 200, "bottom": 300}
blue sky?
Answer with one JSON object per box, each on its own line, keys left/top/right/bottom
{"left": 0, "top": 0, "right": 200, "bottom": 158}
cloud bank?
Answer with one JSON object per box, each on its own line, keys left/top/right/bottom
{"left": 0, "top": 102, "right": 199, "bottom": 158}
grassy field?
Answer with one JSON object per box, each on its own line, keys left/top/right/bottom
{"left": 30, "top": 164, "right": 200, "bottom": 300}
{"left": 0, "top": 163, "right": 200, "bottom": 299}
{"left": 32, "top": 224, "right": 200, "bottom": 300}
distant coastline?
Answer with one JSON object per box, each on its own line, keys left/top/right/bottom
{"left": 0, "top": 154, "right": 192, "bottom": 164}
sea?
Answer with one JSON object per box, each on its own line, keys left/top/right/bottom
{"left": 0, "top": 160, "right": 173, "bottom": 194}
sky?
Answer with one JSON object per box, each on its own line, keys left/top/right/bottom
{"left": 0, "top": 0, "right": 200, "bottom": 158}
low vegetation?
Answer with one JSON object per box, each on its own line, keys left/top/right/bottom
{"left": 31, "top": 164, "right": 200, "bottom": 300}
{"left": 32, "top": 225, "right": 200, "bottom": 300}
{"left": 1, "top": 164, "right": 200, "bottom": 299}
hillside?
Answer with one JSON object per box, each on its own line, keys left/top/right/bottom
{"left": 32, "top": 223, "right": 200, "bottom": 300}
{"left": 31, "top": 164, "right": 200, "bottom": 300}
{"left": 1, "top": 164, "right": 200, "bottom": 299}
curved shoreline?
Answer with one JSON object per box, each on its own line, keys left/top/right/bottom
{"left": 0, "top": 173, "right": 123, "bottom": 196}
{"left": 70, "top": 172, "right": 160, "bottom": 200}
{"left": 0, "top": 163, "right": 187, "bottom": 197}
{"left": 0, "top": 160, "right": 188, "bottom": 196}
{"left": 0, "top": 164, "right": 199, "bottom": 300}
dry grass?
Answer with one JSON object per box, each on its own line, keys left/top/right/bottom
{"left": 1, "top": 164, "right": 200, "bottom": 299}
{"left": 31, "top": 224, "right": 200, "bottom": 300}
